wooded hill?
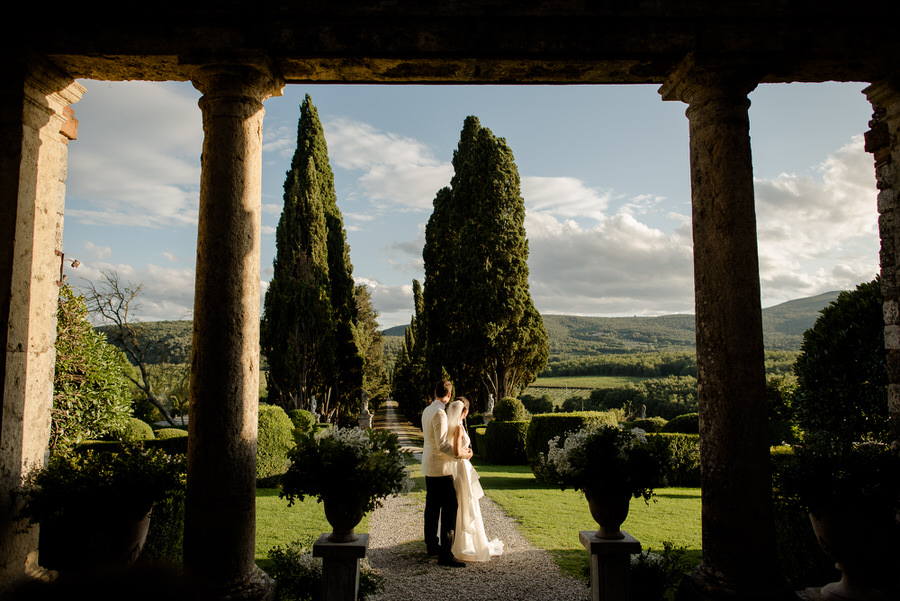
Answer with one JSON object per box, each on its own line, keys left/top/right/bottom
{"left": 100, "top": 291, "right": 839, "bottom": 366}
{"left": 383, "top": 290, "right": 840, "bottom": 357}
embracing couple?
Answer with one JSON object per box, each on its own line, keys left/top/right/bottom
{"left": 422, "top": 379, "right": 504, "bottom": 567}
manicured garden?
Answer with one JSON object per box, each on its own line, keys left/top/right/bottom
{"left": 255, "top": 459, "right": 702, "bottom": 581}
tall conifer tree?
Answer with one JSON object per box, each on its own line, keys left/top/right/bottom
{"left": 261, "top": 94, "right": 362, "bottom": 418}
{"left": 423, "top": 116, "right": 548, "bottom": 405}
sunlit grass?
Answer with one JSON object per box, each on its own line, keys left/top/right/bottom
{"left": 255, "top": 460, "right": 702, "bottom": 581}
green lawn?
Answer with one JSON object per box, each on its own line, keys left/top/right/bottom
{"left": 529, "top": 375, "right": 648, "bottom": 389}
{"left": 255, "top": 460, "right": 701, "bottom": 580}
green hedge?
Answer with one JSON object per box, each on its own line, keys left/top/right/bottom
{"left": 662, "top": 412, "right": 699, "bottom": 434}
{"left": 525, "top": 411, "right": 620, "bottom": 465}
{"left": 647, "top": 433, "right": 700, "bottom": 487}
{"left": 142, "top": 491, "right": 185, "bottom": 563}
{"left": 257, "top": 403, "right": 295, "bottom": 487}
{"left": 154, "top": 428, "right": 188, "bottom": 439}
{"left": 629, "top": 417, "right": 668, "bottom": 433}
{"left": 471, "top": 425, "right": 488, "bottom": 457}
{"left": 485, "top": 420, "right": 529, "bottom": 464}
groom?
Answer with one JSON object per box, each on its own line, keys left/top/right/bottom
{"left": 422, "top": 379, "right": 472, "bottom": 567}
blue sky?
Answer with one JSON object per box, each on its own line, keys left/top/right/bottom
{"left": 62, "top": 80, "right": 877, "bottom": 329}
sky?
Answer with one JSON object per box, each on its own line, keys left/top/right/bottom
{"left": 61, "top": 80, "right": 879, "bottom": 330}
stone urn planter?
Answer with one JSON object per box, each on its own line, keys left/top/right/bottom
{"left": 322, "top": 497, "right": 366, "bottom": 543}
{"left": 535, "top": 425, "right": 671, "bottom": 539}
{"left": 281, "top": 427, "right": 413, "bottom": 543}
{"left": 586, "top": 489, "right": 632, "bottom": 540}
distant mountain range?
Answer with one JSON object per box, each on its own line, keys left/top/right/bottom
{"left": 381, "top": 291, "right": 841, "bottom": 354}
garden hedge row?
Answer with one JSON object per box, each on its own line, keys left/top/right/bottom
{"left": 484, "top": 421, "right": 529, "bottom": 464}
{"left": 524, "top": 411, "right": 620, "bottom": 464}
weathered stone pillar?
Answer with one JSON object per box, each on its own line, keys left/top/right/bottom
{"left": 0, "top": 57, "right": 83, "bottom": 588}
{"left": 185, "top": 63, "right": 283, "bottom": 599}
{"left": 864, "top": 81, "right": 900, "bottom": 446}
{"left": 659, "top": 57, "right": 791, "bottom": 601}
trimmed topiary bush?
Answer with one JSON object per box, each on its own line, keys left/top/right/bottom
{"left": 793, "top": 278, "right": 889, "bottom": 443}
{"left": 492, "top": 397, "right": 529, "bottom": 422}
{"left": 257, "top": 403, "right": 296, "bottom": 487}
{"left": 288, "top": 409, "right": 317, "bottom": 434}
{"left": 525, "top": 411, "right": 619, "bottom": 466}
{"left": 121, "top": 417, "right": 155, "bottom": 442}
{"left": 485, "top": 421, "right": 529, "bottom": 464}
{"left": 662, "top": 413, "right": 699, "bottom": 434}
{"left": 154, "top": 428, "right": 188, "bottom": 440}
{"left": 630, "top": 417, "right": 668, "bottom": 433}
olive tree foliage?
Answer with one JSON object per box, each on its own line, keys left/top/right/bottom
{"left": 52, "top": 285, "right": 133, "bottom": 455}
{"left": 82, "top": 270, "right": 177, "bottom": 426}
{"left": 261, "top": 94, "right": 363, "bottom": 422}
{"left": 422, "top": 116, "right": 548, "bottom": 406}
{"left": 793, "top": 278, "right": 889, "bottom": 443}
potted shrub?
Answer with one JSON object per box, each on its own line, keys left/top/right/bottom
{"left": 280, "top": 427, "right": 413, "bottom": 542}
{"left": 535, "top": 425, "right": 670, "bottom": 539}
{"left": 776, "top": 432, "right": 900, "bottom": 599}
{"left": 18, "top": 443, "right": 186, "bottom": 572}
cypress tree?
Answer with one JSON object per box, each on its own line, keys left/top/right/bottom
{"left": 423, "top": 116, "right": 549, "bottom": 406}
{"left": 392, "top": 279, "right": 430, "bottom": 424}
{"left": 262, "top": 94, "right": 363, "bottom": 419}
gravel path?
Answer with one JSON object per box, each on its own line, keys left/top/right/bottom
{"left": 367, "top": 401, "right": 589, "bottom": 601}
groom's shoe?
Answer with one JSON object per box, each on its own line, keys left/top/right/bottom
{"left": 438, "top": 556, "right": 466, "bottom": 568}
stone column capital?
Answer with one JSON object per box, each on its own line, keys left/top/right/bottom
{"left": 189, "top": 61, "right": 285, "bottom": 107}
{"left": 658, "top": 53, "right": 760, "bottom": 107}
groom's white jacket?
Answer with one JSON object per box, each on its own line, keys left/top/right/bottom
{"left": 421, "top": 400, "right": 456, "bottom": 477}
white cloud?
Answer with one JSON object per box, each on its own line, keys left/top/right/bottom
{"left": 74, "top": 262, "right": 196, "bottom": 322}
{"left": 83, "top": 241, "right": 112, "bottom": 260}
{"left": 66, "top": 81, "right": 202, "bottom": 229}
{"left": 522, "top": 176, "right": 611, "bottom": 220}
{"left": 323, "top": 118, "right": 452, "bottom": 211}
{"left": 755, "top": 135, "right": 879, "bottom": 304}
{"left": 525, "top": 211, "right": 695, "bottom": 316}
{"left": 354, "top": 277, "right": 415, "bottom": 329}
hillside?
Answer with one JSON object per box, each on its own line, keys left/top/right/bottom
{"left": 100, "top": 291, "right": 840, "bottom": 366}
{"left": 382, "top": 291, "right": 840, "bottom": 356}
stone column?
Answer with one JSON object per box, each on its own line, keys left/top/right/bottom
{"left": 0, "top": 58, "right": 83, "bottom": 588}
{"left": 864, "top": 81, "right": 900, "bottom": 446}
{"left": 659, "top": 57, "right": 790, "bottom": 601}
{"left": 185, "top": 63, "right": 283, "bottom": 600}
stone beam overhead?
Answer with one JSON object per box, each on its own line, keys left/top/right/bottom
{"left": 8, "top": 0, "right": 892, "bottom": 84}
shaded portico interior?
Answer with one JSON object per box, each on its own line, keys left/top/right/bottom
{"left": 2, "top": 3, "right": 899, "bottom": 599}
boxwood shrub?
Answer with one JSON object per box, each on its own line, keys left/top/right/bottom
{"left": 647, "top": 433, "right": 700, "bottom": 487}
{"left": 525, "top": 411, "right": 620, "bottom": 466}
{"left": 121, "top": 417, "right": 155, "bottom": 441}
{"left": 493, "top": 397, "right": 529, "bottom": 422}
{"left": 485, "top": 421, "right": 529, "bottom": 465}
{"left": 257, "top": 403, "right": 295, "bottom": 487}
{"left": 629, "top": 417, "right": 668, "bottom": 433}
{"left": 662, "top": 412, "right": 699, "bottom": 434}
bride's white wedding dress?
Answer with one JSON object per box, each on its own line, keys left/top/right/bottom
{"left": 451, "top": 426, "right": 504, "bottom": 562}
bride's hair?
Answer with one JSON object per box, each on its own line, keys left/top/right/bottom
{"left": 446, "top": 398, "right": 469, "bottom": 439}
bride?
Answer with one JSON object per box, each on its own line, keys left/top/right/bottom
{"left": 446, "top": 397, "right": 504, "bottom": 562}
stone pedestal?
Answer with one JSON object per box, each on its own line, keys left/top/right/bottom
{"left": 358, "top": 412, "right": 372, "bottom": 429}
{"left": 580, "top": 530, "right": 641, "bottom": 601}
{"left": 313, "top": 533, "right": 369, "bottom": 601}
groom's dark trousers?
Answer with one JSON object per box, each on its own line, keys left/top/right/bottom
{"left": 424, "top": 475, "right": 458, "bottom": 558}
